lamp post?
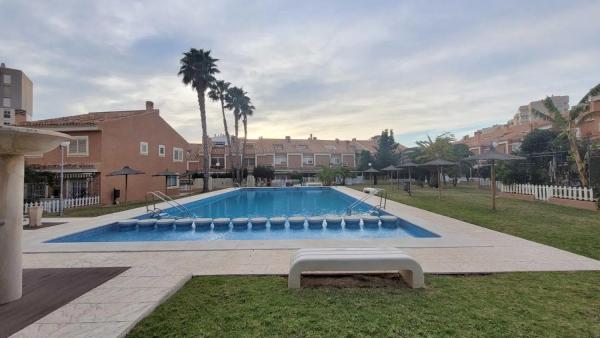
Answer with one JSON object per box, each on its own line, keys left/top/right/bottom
{"left": 59, "top": 141, "right": 69, "bottom": 216}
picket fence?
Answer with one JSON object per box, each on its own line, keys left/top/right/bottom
{"left": 479, "top": 179, "right": 596, "bottom": 202}
{"left": 23, "top": 196, "right": 100, "bottom": 214}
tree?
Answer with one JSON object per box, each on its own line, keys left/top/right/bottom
{"left": 225, "top": 86, "right": 245, "bottom": 178}
{"left": 533, "top": 84, "right": 600, "bottom": 187}
{"left": 317, "top": 166, "right": 336, "bottom": 186}
{"left": 240, "top": 93, "right": 255, "bottom": 183}
{"left": 357, "top": 150, "right": 373, "bottom": 171}
{"left": 415, "top": 132, "right": 455, "bottom": 162}
{"left": 178, "top": 48, "right": 219, "bottom": 192}
{"left": 208, "top": 80, "right": 233, "bottom": 160}
{"left": 374, "top": 129, "right": 398, "bottom": 169}
{"left": 336, "top": 166, "right": 353, "bottom": 185}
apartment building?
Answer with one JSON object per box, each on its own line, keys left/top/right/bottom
{"left": 511, "top": 95, "right": 569, "bottom": 125}
{"left": 461, "top": 96, "right": 600, "bottom": 154}
{"left": 20, "top": 101, "right": 190, "bottom": 204}
{"left": 0, "top": 63, "right": 33, "bottom": 125}
{"left": 186, "top": 135, "right": 384, "bottom": 178}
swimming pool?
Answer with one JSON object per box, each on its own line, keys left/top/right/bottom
{"left": 48, "top": 187, "right": 439, "bottom": 242}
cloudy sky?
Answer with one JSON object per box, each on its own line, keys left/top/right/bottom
{"left": 1, "top": 0, "right": 599, "bottom": 146}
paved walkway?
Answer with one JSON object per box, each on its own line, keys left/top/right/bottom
{"left": 13, "top": 187, "right": 600, "bottom": 337}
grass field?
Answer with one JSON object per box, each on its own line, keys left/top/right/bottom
{"left": 353, "top": 183, "right": 600, "bottom": 260}
{"left": 128, "top": 183, "right": 600, "bottom": 337}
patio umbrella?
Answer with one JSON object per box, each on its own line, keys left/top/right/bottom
{"left": 466, "top": 150, "right": 525, "bottom": 210}
{"left": 106, "top": 166, "right": 145, "bottom": 204}
{"left": 381, "top": 165, "right": 398, "bottom": 182}
{"left": 364, "top": 167, "right": 380, "bottom": 185}
{"left": 153, "top": 169, "right": 181, "bottom": 194}
{"left": 421, "top": 158, "right": 457, "bottom": 198}
{"left": 397, "top": 161, "right": 418, "bottom": 195}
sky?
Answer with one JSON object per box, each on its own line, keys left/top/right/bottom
{"left": 1, "top": 0, "right": 599, "bottom": 146}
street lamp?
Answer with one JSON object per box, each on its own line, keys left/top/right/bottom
{"left": 59, "top": 141, "right": 70, "bottom": 216}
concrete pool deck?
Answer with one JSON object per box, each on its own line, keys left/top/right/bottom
{"left": 12, "top": 186, "right": 600, "bottom": 337}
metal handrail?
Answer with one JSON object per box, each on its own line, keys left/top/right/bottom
{"left": 347, "top": 188, "right": 385, "bottom": 215}
{"left": 145, "top": 191, "right": 193, "bottom": 218}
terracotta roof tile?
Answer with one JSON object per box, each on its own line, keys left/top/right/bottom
{"left": 18, "top": 110, "right": 152, "bottom": 128}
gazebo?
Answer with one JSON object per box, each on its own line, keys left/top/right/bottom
{"left": 381, "top": 165, "right": 399, "bottom": 183}
{"left": 153, "top": 169, "right": 181, "bottom": 194}
{"left": 466, "top": 150, "right": 525, "bottom": 210}
{"left": 397, "top": 161, "right": 418, "bottom": 195}
{"left": 421, "top": 158, "right": 457, "bottom": 198}
{"left": 107, "top": 166, "right": 145, "bottom": 205}
{"left": 363, "top": 167, "right": 380, "bottom": 185}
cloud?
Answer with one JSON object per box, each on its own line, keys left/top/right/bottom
{"left": 1, "top": 0, "right": 599, "bottom": 147}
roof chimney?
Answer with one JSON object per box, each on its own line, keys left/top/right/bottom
{"left": 145, "top": 101, "right": 154, "bottom": 111}
{"left": 285, "top": 136, "right": 291, "bottom": 143}
{"left": 352, "top": 138, "right": 356, "bottom": 142}
{"left": 335, "top": 138, "right": 339, "bottom": 143}
{"left": 309, "top": 134, "right": 312, "bottom": 140}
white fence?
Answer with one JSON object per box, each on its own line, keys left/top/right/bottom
{"left": 479, "top": 179, "right": 596, "bottom": 202}
{"left": 23, "top": 196, "right": 100, "bottom": 214}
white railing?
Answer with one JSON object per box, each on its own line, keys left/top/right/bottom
{"left": 23, "top": 196, "right": 100, "bottom": 214}
{"left": 479, "top": 179, "right": 596, "bottom": 202}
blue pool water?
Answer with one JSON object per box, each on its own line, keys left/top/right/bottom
{"left": 48, "top": 187, "right": 439, "bottom": 242}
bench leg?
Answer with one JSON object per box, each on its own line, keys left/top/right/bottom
{"left": 399, "top": 269, "right": 425, "bottom": 288}
{"left": 288, "top": 271, "right": 301, "bottom": 288}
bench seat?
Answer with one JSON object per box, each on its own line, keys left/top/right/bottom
{"left": 288, "top": 248, "right": 424, "bottom": 289}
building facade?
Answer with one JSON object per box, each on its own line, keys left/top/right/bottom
{"left": 20, "top": 101, "right": 190, "bottom": 204}
{"left": 0, "top": 62, "right": 33, "bottom": 125}
{"left": 511, "top": 95, "right": 569, "bottom": 126}
{"left": 186, "top": 135, "right": 383, "bottom": 178}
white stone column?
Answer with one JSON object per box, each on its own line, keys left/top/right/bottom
{"left": 0, "top": 154, "right": 24, "bottom": 304}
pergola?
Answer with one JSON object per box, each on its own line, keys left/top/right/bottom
{"left": 107, "top": 166, "right": 145, "bottom": 205}
{"left": 363, "top": 167, "right": 380, "bottom": 185}
{"left": 397, "top": 161, "right": 418, "bottom": 195}
{"left": 381, "top": 165, "right": 398, "bottom": 182}
{"left": 421, "top": 158, "right": 457, "bottom": 198}
{"left": 466, "top": 150, "right": 525, "bottom": 210}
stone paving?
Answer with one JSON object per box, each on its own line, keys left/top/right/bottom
{"left": 12, "top": 186, "right": 600, "bottom": 337}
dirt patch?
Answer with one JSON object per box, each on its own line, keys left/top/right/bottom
{"left": 300, "top": 273, "right": 408, "bottom": 288}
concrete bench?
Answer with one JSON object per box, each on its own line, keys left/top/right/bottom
{"left": 288, "top": 248, "right": 424, "bottom": 289}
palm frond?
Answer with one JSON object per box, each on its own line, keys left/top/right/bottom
{"left": 579, "top": 83, "right": 600, "bottom": 104}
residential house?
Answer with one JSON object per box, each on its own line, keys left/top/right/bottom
{"left": 20, "top": 101, "right": 190, "bottom": 204}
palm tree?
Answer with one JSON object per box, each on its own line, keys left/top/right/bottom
{"left": 225, "top": 86, "right": 246, "bottom": 180}
{"left": 240, "top": 93, "right": 255, "bottom": 183}
{"left": 178, "top": 48, "right": 219, "bottom": 192}
{"left": 533, "top": 84, "right": 600, "bottom": 187}
{"left": 208, "top": 80, "right": 233, "bottom": 160}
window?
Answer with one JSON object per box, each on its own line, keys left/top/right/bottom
{"left": 140, "top": 142, "right": 148, "bottom": 155}
{"left": 330, "top": 156, "right": 341, "bottom": 165}
{"left": 2, "top": 98, "right": 10, "bottom": 107}
{"left": 158, "top": 145, "right": 165, "bottom": 157}
{"left": 2, "top": 74, "right": 10, "bottom": 84}
{"left": 274, "top": 154, "right": 287, "bottom": 165}
{"left": 166, "top": 176, "right": 179, "bottom": 188}
{"left": 273, "top": 144, "right": 284, "bottom": 151}
{"left": 3, "top": 110, "right": 10, "bottom": 118}
{"left": 67, "top": 136, "right": 88, "bottom": 156}
{"left": 211, "top": 157, "right": 225, "bottom": 168}
{"left": 303, "top": 154, "right": 314, "bottom": 165}
{"left": 173, "top": 147, "right": 184, "bottom": 162}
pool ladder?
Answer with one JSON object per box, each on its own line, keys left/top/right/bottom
{"left": 346, "top": 189, "right": 387, "bottom": 215}
{"left": 145, "top": 191, "right": 193, "bottom": 219}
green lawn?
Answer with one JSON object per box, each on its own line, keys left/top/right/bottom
{"left": 354, "top": 183, "right": 600, "bottom": 260}
{"left": 128, "top": 183, "right": 600, "bottom": 337}
{"left": 129, "top": 273, "right": 600, "bottom": 337}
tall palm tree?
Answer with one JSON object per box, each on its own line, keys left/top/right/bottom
{"left": 225, "top": 86, "right": 246, "bottom": 178}
{"left": 178, "top": 48, "right": 219, "bottom": 192}
{"left": 240, "top": 94, "right": 255, "bottom": 182}
{"left": 533, "top": 84, "right": 600, "bottom": 187}
{"left": 208, "top": 80, "right": 233, "bottom": 160}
